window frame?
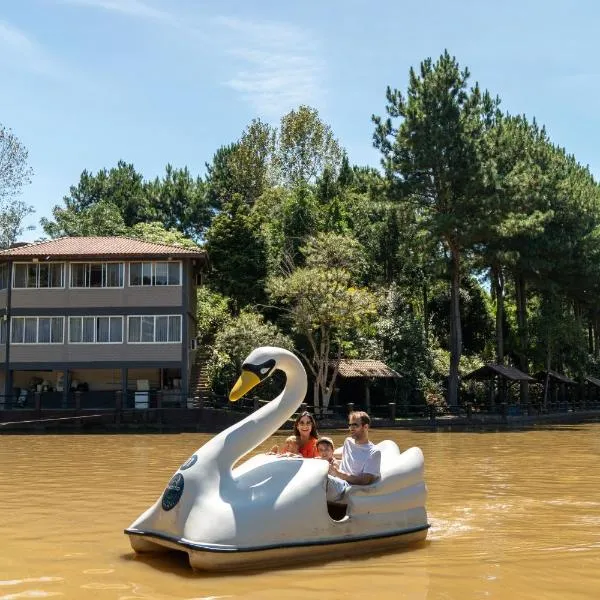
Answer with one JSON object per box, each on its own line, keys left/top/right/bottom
{"left": 69, "top": 262, "right": 125, "bottom": 289}
{"left": 12, "top": 262, "right": 65, "bottom": 289}
{"left": 128, "top": 261, "right": 182, "bottom": 287}
{"left": 10, "top": 316, "right": 65, "bottom": 345}
{"left": 68, "top": 315, "right": 124, "bottom": 344}
{"left": 127, "top": 314, "right": 182, "bottom": 344}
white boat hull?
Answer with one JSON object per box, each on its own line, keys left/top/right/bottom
{"left": 126, "top": 524, "right": 429, "bottom": 571}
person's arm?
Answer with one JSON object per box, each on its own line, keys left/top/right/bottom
{"left": 328, "top": 465, "right": 377, "bottom": 486}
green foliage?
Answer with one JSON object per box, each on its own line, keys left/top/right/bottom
{"left": 0, "top": 199, "right": 34, "bottom": 249}
{"left": 0, "top": 124, "right": 34, "bottom": 248}
{"left": 275, "top": 105, "right": 344, "bottom": 187}
{"left": 128, "top": 222, "right": 199, "bottom": 249}
{"left": 41, "top": 200, "right": 128, "bottom": 237}
{"left": 206, "top": 310, "right": 293, "bottom": 397}
{"left": 529, "top": 293, "right": 589, "bottom": 376}
{"left": 0, "top": 124, "right": 33, "bottom": 202}
{"left": 205, "top": 119, "right": 274, "bottom": 210}
{"left": 41, "top": 160, "right": 210, "bottom": 240}
{"left": 145, "top": 165, "right": 210, "bottom": 239}
{"left": 204, "top": 195, "right": 268, "bottom": 309}
{"left": 268, "top": 232, "right": 377, "bottom": 408}
{"left": 375, "top": 284, "right": 433, "bottom": 389}
{"left": 427, "top": 277, "right": 495, "bottom": 355}
{"left": 196, "top": 288, "right": 231, "bottom": 344}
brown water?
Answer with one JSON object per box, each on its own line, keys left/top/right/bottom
{"left": 1, "top": 425, "right": 599, "bottom": 600}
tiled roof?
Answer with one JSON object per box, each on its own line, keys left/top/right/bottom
{"left": 331, "top": 359, "right": 402, "bottom": 379}
{"left": 463, "top": 364, "right": 536, "bottom": 382}
{"left": 0, "top": 237, "right": 206, "bottom": 259}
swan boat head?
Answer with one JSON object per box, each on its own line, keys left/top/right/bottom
{"left": 126, "top": 346, "right": 429, "bottom": 564}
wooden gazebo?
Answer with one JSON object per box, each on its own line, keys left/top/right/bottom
{"left": 462, "top": 364, "right": 536, "bottom": 413}
{"left": 535, "top": 370, "right": 578, "bottom": 411}
{"left": 583, "top": 376, "right": 600, "bottom": 409}
{"left": 329, "top": 359, "right": 402, "bottom": 414}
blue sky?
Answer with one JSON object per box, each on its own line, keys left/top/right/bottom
{"left": 2, "top": 0, "right": 600, "bottom": 241}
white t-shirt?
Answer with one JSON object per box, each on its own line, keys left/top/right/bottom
{"left": 339, "top": 437, "right": 381, "bottom": 479}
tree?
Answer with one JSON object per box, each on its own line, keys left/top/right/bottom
{"left": 376, "top": 284, "right": 433, "bottom": 391}
{"left": 204, "top": 195, "right": 268, "bottom": 310}
{"left": 0, "top": 124, "right": 34, "bottom": 248}
{"left": 41, "top": 161, "right": 151, "bottom": 237}
{"left": 129, "top": 221, "right": 200, "bottom": 249}
{"left": 145, "top": 165, "right": 210, "bottom": 240}
{"left": 268, "top": 232, "right": 377, "bottom": 412}
{"left": 40, "top": 200, "right": 128, "bottom": 238}
{"left": 0, "top": 124, "right": 33, "bottom": 202}
{"left": 205, "top": 119, "right": 274, "bottom": 210}
{"left": 275, "top": 106, "right": 344, "bottom": 187}
{"left": 373, "top": 50, "right": 500, "bottom": 405}
{"left": 0, "top": 199, "right": 35, "bottom": 249}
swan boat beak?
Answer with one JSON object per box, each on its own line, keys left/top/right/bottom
{"left": 229, "top": 370, "right": 261, "bottom": 401}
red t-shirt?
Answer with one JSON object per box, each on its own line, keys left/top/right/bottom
{"left": 298, "top": 437, "right": 318, "bottom": 458}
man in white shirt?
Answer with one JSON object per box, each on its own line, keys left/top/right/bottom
{"left": 326, "top": 411, "right": 381, "bottom": 502}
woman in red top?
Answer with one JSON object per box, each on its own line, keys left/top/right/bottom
{"left": 293, "top": 411, "right": 320, "bottom": 458}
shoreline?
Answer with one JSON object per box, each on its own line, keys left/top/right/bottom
{"left": 1, "top": 407, "right": 599, "bottom": 434}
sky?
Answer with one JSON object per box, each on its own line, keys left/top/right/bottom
{"left": 2, "top": 0, "right": 600, "bottom": 241}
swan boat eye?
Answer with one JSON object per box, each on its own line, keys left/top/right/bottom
{"left": 242, "top": 359, "right": 276, "bottom": 380}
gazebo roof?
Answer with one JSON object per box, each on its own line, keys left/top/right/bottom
{"left": 331, "top": 359, "right": 402, "bottom": 379}
{"left": 585, "top": 375, "right": 600, "bottom": 388}
{"left": 462, "top": 364, "right": 536, "bottom": 383}
{"left": 535, "top": 370, "right": 577, "bottom": 385}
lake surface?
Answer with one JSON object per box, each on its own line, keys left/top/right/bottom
{"left": 1, "top": 425, "right": 599, "bottom": 599}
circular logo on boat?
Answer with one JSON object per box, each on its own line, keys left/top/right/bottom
{"left": 162, "top": 473, "right": 184, "bottom": 511}
{"left": 179, "top": 454, "right": 197, "bottom": 470}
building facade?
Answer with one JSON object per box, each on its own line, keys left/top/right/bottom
{"left": 0, "top": 236, "right": 206, "bottom": 411}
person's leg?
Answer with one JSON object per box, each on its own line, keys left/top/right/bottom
{"left": 326, "top": 475, "right": 349, "bottom": 502}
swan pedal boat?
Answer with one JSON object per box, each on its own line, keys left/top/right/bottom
{"left": 125, "top": 347, "right": 429, "bottom": 571}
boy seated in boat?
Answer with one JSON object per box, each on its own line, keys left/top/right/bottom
{"left": 316, "top": 436, "right": 339, "bottom": 468}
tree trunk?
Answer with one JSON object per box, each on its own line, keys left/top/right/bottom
{"left": 492, "top": 266, "right": 505, "bottom": 365}
{"left": 514, "top": 273, "right": 529, "bottom": 405}
{"left": 448, "top": 247, "right": 462, "bottom": 406}
{"left": 542, "top": 346, "right": 551, "bottom": 412}
{"left": 422, "top": 284, "right": 429, "bottom": 339}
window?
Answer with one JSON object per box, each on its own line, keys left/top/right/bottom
{"left": 128, "top": 315, "right": 181, "bottom": 343}
{"left": 0, "top": 318, "right": 6, "bottom": 343}
{"left": 129, "top": 261, "right": 181, "bottom": 286}
{"left": 68, "top": 316, "right": 123, "bottom": 343}
{"left": 70, "top": 263, "right": 123, "bottom": 288}
{"left": 13, "top": 263, "right": 64, "bottom": 288}
{"left": 10, "top": 317, "right": 64, "bottom": 344}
